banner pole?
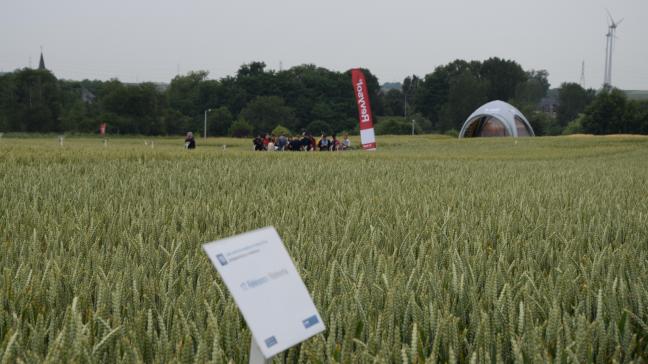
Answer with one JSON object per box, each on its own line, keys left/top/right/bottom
{"left": 249, "top": 337, "right": 271, "bottom": 364}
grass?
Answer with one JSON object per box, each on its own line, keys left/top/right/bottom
{"left": 1, "top": 134, "right": 647, "bottom": 363}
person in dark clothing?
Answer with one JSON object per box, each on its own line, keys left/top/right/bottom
{"left": 253, "top": 135, "right": 264, "bottom": 151}
{"left": 301, "top": 133, "right": 311, "bottom": 151}
{"left": 185, "top": 132, "right": 196, "bottom": 149}
{"left": 289, "top": 136, "right": 303, "bottom": 151}
{"left": 318, "top": 134, "right": 330, "bottom": 151}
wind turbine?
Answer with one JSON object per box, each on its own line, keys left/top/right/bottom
{"left": 603, "top": 10, "right": 623, "bottom": 88}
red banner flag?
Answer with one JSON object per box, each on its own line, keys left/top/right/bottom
{"left": 99, "top": 123, "right": 107, "bottom": 136}
{"left": 351, "top": 69, "right": 376, "bottom": 150}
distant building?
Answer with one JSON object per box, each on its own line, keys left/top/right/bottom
{"left": 380, "top": 82, "right": 402, "bottom": 92}
{"left": 153, "top": 82, "right": 169, "bottom": 92}
{"left": 81, "top": 87, "right": 96, "bottom": 104}
{"left": 538, "top": 95, "right": 559, "bottom": 118}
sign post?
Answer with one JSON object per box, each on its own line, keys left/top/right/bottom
{"left": 249, "top": 338, "right": 271, "bottom": 364}
{"left": 203, "top": 227, "right": 325, "bottom": 363}
{"left": 351, "top": 68, "right": 377, "bottom": 151}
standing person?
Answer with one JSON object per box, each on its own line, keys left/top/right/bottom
{"left": 185, "top": 131, "right": 196, "bottom": 149}
{"left": 277, "top": 133, "right": 288, "bottom": 151}
{"left": 342, "top": 133, "right": 351, "bottom": 150}
{"left": 318, "top": 134, "right": 330, "bottom": 151}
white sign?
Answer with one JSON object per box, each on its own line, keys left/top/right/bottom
{"left": 203, "top": 227, "right": 325, "bottom": 359}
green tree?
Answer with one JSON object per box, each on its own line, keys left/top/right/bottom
{"left": 562, "top": 114, "right": 585, "bottom": 135}
{"left": 413, "top": 60, "right": 481, "bottom": 129}
{"left": 306, "top": 120, "right": 332, "bottom": 135}
{"left": 271, "top": 125, "right": 292, "bottom": 137}
{"left": 557, "top": 83, "right": 596, "bottom": 126}
{"left": 634, "top": 101, "right": 648, "bottom": 134}
{"left": 208, "top": 106, "right": 234, "bottom": 136}
{"left": 311, "top": 102, "right": 336, "bottom": 124}
{"left": 480, "top": 57, "right": 527, "bottom": 101}
{"left": 167, "top": 71, "right": 209, "bottom": 117}
{"left": 374, "top": 117, "right": 421, "bottom": 135}
{"left": 409, "top": 112, "right": 433, "bottom": 133}
{"left": 514, "top": 70, "right": 550, "bottom": 105}
{"left": 402, "top": 75, "right": 421, "bottom": 114}
{"left": 439, "top": 70, "right": 488, "bottom": 131}
{"left": 382, "top": 89, "right": 404, "bottom": 116}
{"left": 0, "top": 73, "right": 16, "bottom": 131}
{"left": 581, "top": 89, "right": 628, "bottom": 134}
{"left": 239, "top": 96, "right": 296, "bottom": 133}
{"left": 620, "top": 99, "right": 648, "bottom": 134}
{"left": 59, "top": 102, "right": 92, "bottom": 131}
{"left": 163, "top": 109, "right": 192, "bottom": 135}
{"left": 228, "top": 118, "right": 254, "bottom": 137}
{"left": 217, "top": 76, "right": 248, "bottom": 116}
{"left": 236, "top": 61, "right": 279, "bottom": 101}
{"left": 277, "top": 64, "right": 358, "bottom": 131}
{"left": 1, "top": 68, "right": 62, "bottom": 132}
{"left": 101, "top": 81, "right": 167, "bottom": 134}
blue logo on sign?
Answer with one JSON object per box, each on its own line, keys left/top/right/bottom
{"left": 264, "top": 336, "right": 277, "bottom": 348}
{"left": 302, "top": 315, "right": 319, "bottom": 329}
{"left": 216, "top": 254, "right": 228, "bottom": 266}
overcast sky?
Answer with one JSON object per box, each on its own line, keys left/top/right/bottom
{"left": 2, "top": 0, "right": 647, "bottom": 89}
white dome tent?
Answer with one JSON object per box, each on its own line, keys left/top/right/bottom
{"left": 459, "top": 100, "right": 535, "bottom": 138}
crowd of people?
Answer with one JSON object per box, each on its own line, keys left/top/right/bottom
{"left": 253, "top": 132, "right": 351, "bottom": 151}
{"left": 183, "top": 131, "right": 352, "bottom": 151}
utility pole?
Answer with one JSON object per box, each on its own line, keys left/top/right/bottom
{"left": 204, "top": 109, "right": 212, "bottom": 140}
{"left": 579, "top": 61, "right": 586, "bottom": 88}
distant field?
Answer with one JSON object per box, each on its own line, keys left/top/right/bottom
{"left": 625, "top": 90, "right": 648, "bottom": 101}
{"left": 1, "top": 135, "right": 647, "bottom": 362}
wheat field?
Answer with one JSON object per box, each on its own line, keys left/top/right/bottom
{"left": 1, "top": 135, "right": 647, "bottom": 363}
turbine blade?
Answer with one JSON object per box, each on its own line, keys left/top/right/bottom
{"left": 606, "top": 8, "right": 614, "bottom": 23}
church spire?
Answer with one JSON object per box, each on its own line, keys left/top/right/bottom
{"left": 38, "top": 46, "right": 46, "bottom": 70}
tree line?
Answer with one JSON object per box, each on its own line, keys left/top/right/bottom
{"left": 0, "top": 59, "right": 646, "bottom": 136}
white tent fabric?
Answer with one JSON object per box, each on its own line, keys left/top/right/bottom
{"left": 459, "top": 100, "right": 535, "bottom": 138}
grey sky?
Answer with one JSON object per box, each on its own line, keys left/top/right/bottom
{"left": 2, "top": 0, "right": 647, "bottom": 89}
